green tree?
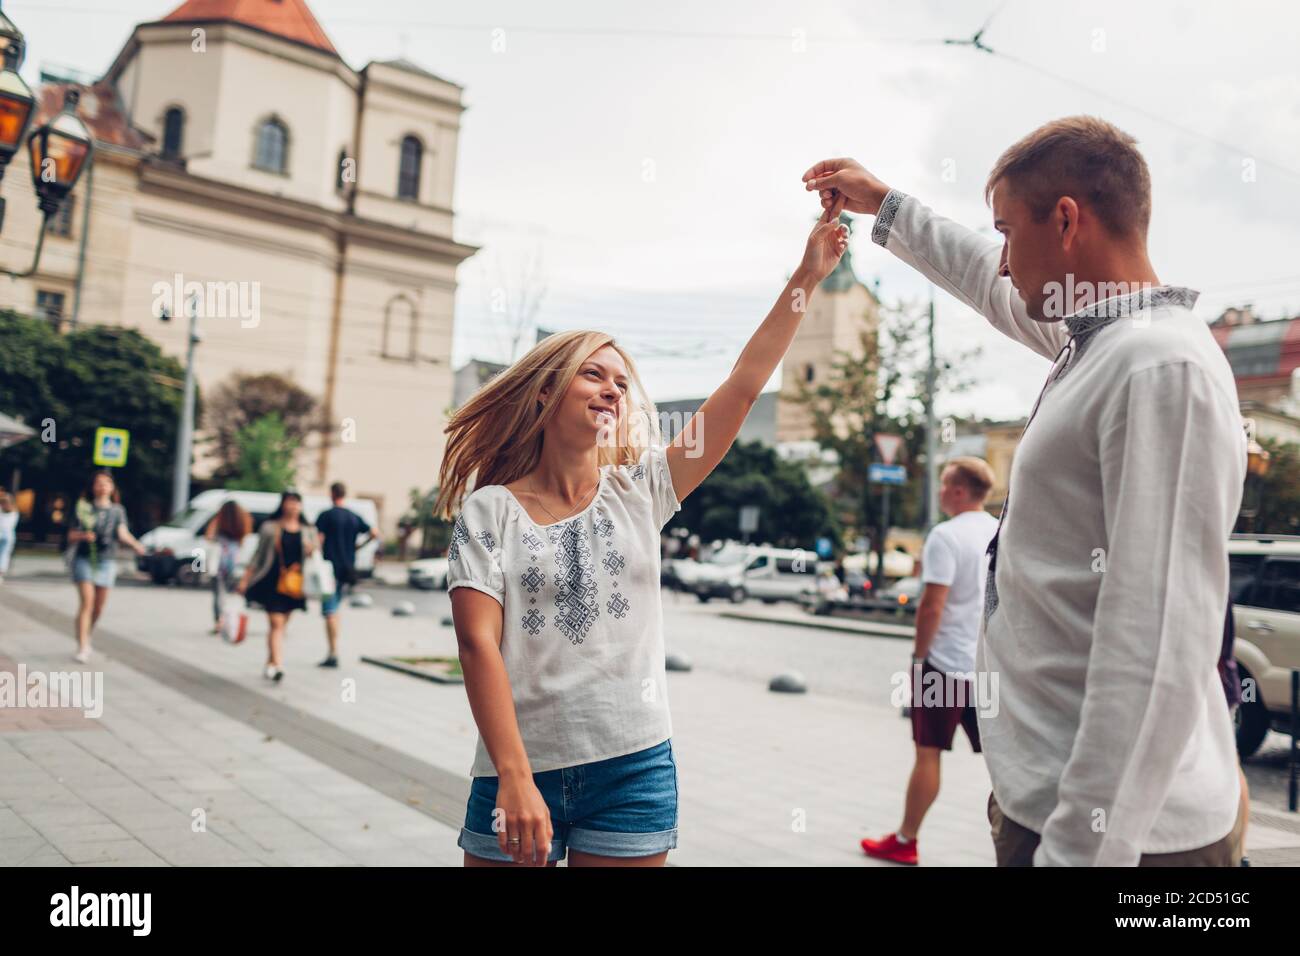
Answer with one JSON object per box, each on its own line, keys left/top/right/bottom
{"left": 0, "top": 311, "right": 191, "bottom": 530}
{"left": 671, "top": 438, "right": 839, "bottom": 547}
{"left": 229, "top": 413, "right": 298, "bottom": 492}
{"left": 203, "top": 371, "right": 320, "bottom": 480}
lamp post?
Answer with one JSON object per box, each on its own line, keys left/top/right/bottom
{"left": 0, "top": 2, "right": 95, "bottom": 277}
{"left": 0, "top": 43, "right": 34, "bottom": 227}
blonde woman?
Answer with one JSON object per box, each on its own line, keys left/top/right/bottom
{"left": 439, "top": 198, "right": 849, "bottom": 867}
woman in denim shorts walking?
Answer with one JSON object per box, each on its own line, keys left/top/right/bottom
{"left": 437, "top": 202, "right": 850, "bottom": 866}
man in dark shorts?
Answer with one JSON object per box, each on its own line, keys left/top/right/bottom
{"left": 314, "top": 482, "right": 378, "bottom": 667}
{"left": 862, "top": 458, "right": 998, "bottom": 865}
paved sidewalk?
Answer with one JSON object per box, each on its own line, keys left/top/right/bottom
{"left": 3, "top": 563, "right": 1298, "bottom": 866}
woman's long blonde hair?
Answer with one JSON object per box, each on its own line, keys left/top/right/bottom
{"left": 435, "top": 331, "right": 662, "bottom": 519}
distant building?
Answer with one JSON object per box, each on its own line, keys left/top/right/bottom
{"left": 0, "top": 0, "right": 477, "bottom": 531}
{"left": 1211, "top": 307, "right": 1300, "bottom": 406}
{"left": 452, "top": 359, "right": 508, "bottom": 409}
{"left": 656, "top": 392, "right": 778, "bottom": 447}
{"left": 776, "top": 217, "right": 882, "bottom": 443}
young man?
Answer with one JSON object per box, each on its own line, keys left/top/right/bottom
{"left": 863, "top": 458, "right": 998, "bottom": 865}
{"left": 314, "top": 482, "right": 378, "bottom": 668}
{"left": 805, "top": 116, "right": 1247, "bottom": 866}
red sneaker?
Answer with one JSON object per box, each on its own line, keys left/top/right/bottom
{"left": 860, "top": 832, "right": 918, "bottom": 865}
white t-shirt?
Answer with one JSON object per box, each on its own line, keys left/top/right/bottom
{"left": 920, "top": 509, "right": 998, "bottom": 675}
{"left": 447, "top": 443, "right": 682, "bottom": 777}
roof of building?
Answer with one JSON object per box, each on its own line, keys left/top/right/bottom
{"left": 369, "top": 57, "right": 460, "bottom": 87}
{"left": 158, "top": 0, "right": 338, "bottom": 56}
{"left": 33, "top": 81, "right": 152, "bottom": 151}
{"left": 1211, "top": 315, "right": 1300, "bottom": 382}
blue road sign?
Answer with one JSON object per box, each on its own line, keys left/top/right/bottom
{"left": 868, "top": 463, "right": 906, "bottom": 486}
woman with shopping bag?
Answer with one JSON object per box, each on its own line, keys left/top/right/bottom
{"left": 236, "top": 491, "right": 320, "bottom": 682}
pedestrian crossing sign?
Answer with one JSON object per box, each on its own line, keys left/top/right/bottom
{"left": 93, "top": 427, "right": 130, "bottom": 467}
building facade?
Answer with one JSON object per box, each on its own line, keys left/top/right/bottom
{"left": 0, "top": 0, "right": 477, "bottom": 532}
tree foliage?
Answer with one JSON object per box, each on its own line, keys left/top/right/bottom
{"left": 670, "top": 438, "right": 840, "bottom": 547}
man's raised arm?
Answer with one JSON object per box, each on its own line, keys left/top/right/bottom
{"left": 802, "top": 159, "right": 1067, "bottom": 360}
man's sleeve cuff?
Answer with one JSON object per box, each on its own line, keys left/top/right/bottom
{"left": 871, "top": 189, "right": 908, "bottom": 247}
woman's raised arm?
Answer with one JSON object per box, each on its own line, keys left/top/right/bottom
{"left": 666, "top": 197, "right": 847, "bottom": 500}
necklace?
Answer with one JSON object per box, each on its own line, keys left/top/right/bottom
{"left": 530, "top": 473, "right": 600, "bottom": 524}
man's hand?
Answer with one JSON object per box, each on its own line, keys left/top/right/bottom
{"left": 802, "top": 158, "right": 891, "bottom": 216}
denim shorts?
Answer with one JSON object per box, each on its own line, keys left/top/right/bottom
{"left": 458, "top": 739, "right": 678, "bottom": 863}
{"left": 72, "top": 557, "right": 117, "bottom": 588}
{"left": 321, "top": 591, "right": 342, "bottom": 617}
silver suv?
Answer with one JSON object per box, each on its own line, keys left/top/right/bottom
{"left": 1229, "top": 534, "right": 1300, "bottom": 757}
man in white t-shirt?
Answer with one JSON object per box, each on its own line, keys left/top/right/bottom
{"left": 862, "top": 457, "right": 998, "bottom": 865}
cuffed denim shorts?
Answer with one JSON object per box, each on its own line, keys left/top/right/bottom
{"left": 72, "top": 557, "right": 117, "bottom": 588}
{"left": 458, "top": 738, "right": 678, "bottom": 863}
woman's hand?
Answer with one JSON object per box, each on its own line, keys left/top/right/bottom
{"left": 235, "top": 576, "right": 248, "bottom": 595}
{"left": 802, "top": 157, "right": 891, "bottom": 215}
{"left": 798, "top": 195, "right": 850, "bottom": 285}
{"left": 68, "top": 529, "right": 93, "bottom": 543}
{"left": 495, "top": 771, "right": 554, "bottom": 866}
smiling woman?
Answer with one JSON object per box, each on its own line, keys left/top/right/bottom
{"left": 434, "top": 201, "right": 848, "bottom": 868}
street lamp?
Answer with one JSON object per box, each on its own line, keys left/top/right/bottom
{"left": 29, "top": 87, "right": 93, "bottom": 214}
{"left": 0, "top": 86, "right": 93, "bottom": 277}
{"left": 0, "top": 3, "right": 26, "bottom": 71}
{"left": 0, "top": 43, "right": 34, "bottom": 203}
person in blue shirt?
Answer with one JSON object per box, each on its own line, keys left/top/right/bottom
{"left": 314, "top": 482, "right": 378, "bottom": 667}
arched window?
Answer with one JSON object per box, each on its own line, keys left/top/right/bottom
{"left": 252, "top": 117, "right": 289, "bottom": 174}
{"left": 382, "top": 295, "right": 417, "bottom": 360}
{"left": 161, "top": 106, "right": 184, "bottom": 159}
{"left": 397, "top": 135, "right": 422, "bottom": 200}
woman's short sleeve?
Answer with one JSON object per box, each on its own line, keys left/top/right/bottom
{"left": 642, "top": 444, "right": 681, "bottom": 531}
{"left": 446, "top": 491, "right": 505, "bottom": 605}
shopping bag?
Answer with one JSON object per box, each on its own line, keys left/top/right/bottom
{"left": 305, "top": 552, "right": 336, "bottom": 600}
{"left": 220, "top": 594, "right": 248, "bottom": 645}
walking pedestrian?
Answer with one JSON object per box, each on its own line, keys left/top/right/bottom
{"left": 861, "top": 457, "right": 998, "bottom": 865}
{"left": 0, "top": 491, "right": 17, "bottom": 583}
{"left": 236, "top": 491, "right": 320, "bottom": 682}
{"left": 314, "top": 481, "right": 378, "bottom": 667}
{"left": 204, "top": 499, "right": 252, "bottom": 635}
{"left": 439, "top": 203, "right": 850, "bottom": 866}
{"left": 67, "top": 470, "right": 147, "bottom": 663}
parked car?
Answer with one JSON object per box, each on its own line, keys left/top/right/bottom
{"left": 137, "top": 489, "right": 379, "bottom": 586}
{"left": 1227, "top": 534, "right": 1300, "bottom": 757}
{"left": 690, "top": 545, "right": 820, "bottom": 604}
{"left": 408, "top": 556, "right": 449, "bottom": 590}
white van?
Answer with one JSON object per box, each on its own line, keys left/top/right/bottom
{"left": 690, "top": 545, "right": 822, "bottom": 604}
{"left": 137, "top": 490, "right": 379, "bottom": 585}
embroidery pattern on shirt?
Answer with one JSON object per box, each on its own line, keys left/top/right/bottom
{"left": 551, "top": 519, "right": 599, "bottom": 645}
{"left": 606, "top": 592, "right": 629, "bottom": 619}
{"left": 593, "top": 509, "right": 614, "bottom": 539}
{"left": 521, "top": 565, "right": 544, "bottom": 593}
{"left": 522, "top": 608, "right": 545, "bottom": 636}
{"left": 474, "top": 530, "right": 497, "bottom": 552}
{"left": 602, "top": 548, "right": 625, "bottom": 578}
{"left": 522, "top": 529, "right": 544, "bottom": 553}
{"left": 629, "top": 463, "right": 646, "bottom": 480}
{"left": 872, "top": 189, "right": 907, "bottom": 247}
{"left": 447, "top": 514, "right": 469, "bottom": 562}
{"left": 1057, "top": 286, "right": 1200, "bottom": 379}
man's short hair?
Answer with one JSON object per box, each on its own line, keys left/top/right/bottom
{"left": 943, "top": 457, "right": 996, "bottom": 502}
{"left": 984, "top": 115, "right": 1152, "bottom": 238}
{"left": 330, "top": 482, "right": 346, "bottom": 500}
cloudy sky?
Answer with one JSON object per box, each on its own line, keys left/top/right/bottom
{"left": 14, "top": 0, "right": 1300, "bottom": 418}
